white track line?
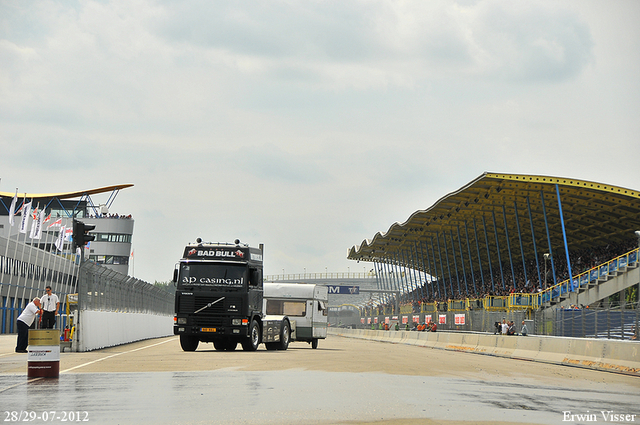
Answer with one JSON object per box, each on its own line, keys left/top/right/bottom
{"left": 0, "top": 337, "right": 178, "bottom": 393}
{"left": 60, "top": 337, "right": 177, "bottom": 373}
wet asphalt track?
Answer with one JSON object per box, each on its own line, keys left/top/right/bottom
{"left": 1, "top": 335, "right": 638, "bottom": 425}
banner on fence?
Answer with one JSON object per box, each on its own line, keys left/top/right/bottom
{"left": 455, "top": 314, "right": 466, "bottom": 325}
{"left": 439, "top": 314, "right": 447, "bottom": 324}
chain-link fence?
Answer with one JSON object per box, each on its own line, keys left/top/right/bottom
{"left": 78, "top": 261, "right": 173, "bottom": 315}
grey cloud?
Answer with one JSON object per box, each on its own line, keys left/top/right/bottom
{"left": 474, "top": 3, "right": 594, "bottom": 82}
{"left": 242, "top": 144, "right": 330, "bottom": 185}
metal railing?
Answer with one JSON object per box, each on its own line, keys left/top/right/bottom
{"left": 537, "top": 248, "right": 639, "bottom": 305}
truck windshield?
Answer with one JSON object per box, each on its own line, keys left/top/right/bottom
{"left": 178, "top": 263, "right": 247, "bottom": 289}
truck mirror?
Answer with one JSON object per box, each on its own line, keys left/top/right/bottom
{"left": 172, "top": 268, "right": 178, "bottom": 283}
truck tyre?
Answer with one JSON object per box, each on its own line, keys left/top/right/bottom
{"left": 311, "top": 338, "right": 318, "bottom": 349}
{"left": 242, "top": 320, "right": 260, "bottom": 351}
{"left": 180, "top": 335, "right": 199, "bottom": 352}
{"left": 277, "top": 320, "right": 290, "bottom": 350}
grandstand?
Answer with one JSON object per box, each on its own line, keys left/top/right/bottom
{"left": 347, "top": 173, "right": 640, "bottom": 335}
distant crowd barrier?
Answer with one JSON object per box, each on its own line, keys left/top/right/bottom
{"left": 328, "top": 328, "right": 640, "bottom": 376}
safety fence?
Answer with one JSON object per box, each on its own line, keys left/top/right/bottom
{"left": 0, "top": 234, "right": 79, "bottom": 334}
{"left": 353, "top": 303, "right": 639, "bottom": 340}
{"left": 1, "top": 232, "right": 174, "bottom": 347}
{"left": 78, "top": 261, "right": 173, "bottom": 315}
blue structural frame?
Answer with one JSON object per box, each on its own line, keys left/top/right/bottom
{"left": 540, "top": 190, "right": 557, "bottom": 287}
{"left": 481, "top": 215, "right": 495, "bottom": 293}
{"left": 435, "top": 234, "right": 448, "bottom": 299}
{"left": 502, "top": 205, "right": 516, "bottom": 290}
{"left": 556, "top": 184, "right": 574, "bottom": 291}
{"left": 448, "top": 230, "right": 461, "bottom": 295}
{"left": 513, "top": 201, "right": 529, "bottom": 287}
{"left": 430, "top": 237, "right": 442, "bottom": 299}
{"left": 464, "top": 222, "right": 478, "bottom": 295}
{"left": 526, "top": 196, "right": 543, "bottom": 288}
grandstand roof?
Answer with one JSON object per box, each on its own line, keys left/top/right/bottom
{"left": 348, "top": 172, "right": 640, "bottom": 280}
{"left": 0, "top": 184, "right": 134, "bottom": 200}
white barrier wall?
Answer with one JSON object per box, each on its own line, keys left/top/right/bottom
{"left": 76, "top": 311, "right": 173, "bottom": 352}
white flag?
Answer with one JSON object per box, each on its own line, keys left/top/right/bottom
{"left": 55, "top": 225, "right": 66, "bottom": 251}
{"left": 32, "top": 210, "right": 46, "bottom": 240}
{"left": 19, "top": 201, "right": 32, "bottom": 234}
{"left": 8, "top": 191, "right": 18, "bottom": 226}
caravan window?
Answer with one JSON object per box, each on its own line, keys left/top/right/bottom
{"left": 266, "top": 299, "right": 306, "bottom": 317}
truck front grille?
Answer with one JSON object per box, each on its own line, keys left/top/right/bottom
{"left": 190, "top": 296, "right": 242, "bottom": 327}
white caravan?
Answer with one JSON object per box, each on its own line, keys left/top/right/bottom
{"left": 263, "top": 283, "right": 328, "bottom": 349}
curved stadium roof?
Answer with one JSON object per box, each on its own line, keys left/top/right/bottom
{"left": 348, "top": 172, "right": 640, "bottom": 284}
{"left": 0, "top": 184, "right": 134, "bottom": 200}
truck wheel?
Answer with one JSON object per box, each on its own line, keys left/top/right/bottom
{"left": 242, "top": 320, "right": 260, "bottom": 351}
{"left": 180, "top": 335, "right": 199, "bottom": 352}
{"left": 277, "top": 320, "right": 290, "bottom": 350}
{"left": 311, "top": 338, "right": 318, "bottom": 349}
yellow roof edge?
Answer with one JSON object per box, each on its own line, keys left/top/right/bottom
{"left": 0, "top": 184, "right": 134, "bottom": 200}
{"left": 485, "top": 173, "right": 640, "bottom": 198}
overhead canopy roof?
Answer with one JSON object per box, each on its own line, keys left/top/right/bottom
{"left": 0, "top": 184, "right": 134, "bottom": 200}
{"left": 348, "top": 172, "right": 640, "bottom": 288}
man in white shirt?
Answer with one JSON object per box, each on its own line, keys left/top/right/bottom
{"left": 15, "top": 297, "right": 41, "bottom": 353}
{"left": 40, "top": 286, "right": 60, "bottom": 329}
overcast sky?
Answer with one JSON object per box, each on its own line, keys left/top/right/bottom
{"left": 1, "top": 0, "right": 639, "bottom": 283}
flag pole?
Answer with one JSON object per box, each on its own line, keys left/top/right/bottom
{"left": 18, "top": 196, "right": 33, "bottom": 302}
{"left": 43, "top": 214, "right": 60, "bottom": 311}
{"left": 27, "top": 205, "right": 47, "bottom": 303}
{"left": 24, "top": 203, "right": 39, "bottom": 302}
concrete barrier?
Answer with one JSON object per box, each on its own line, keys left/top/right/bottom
{"left": 511, "top": 336, "right": 542, "bottom": 362}
{"left": 492, "top": 334, "right": 519, "bottom": 357}
{"left": 328, "top": 328, "right": 640, "bottom": 376}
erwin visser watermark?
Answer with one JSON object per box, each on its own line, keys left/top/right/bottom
{"left": 563, "top": 411, "right": 637, "bottom": 422}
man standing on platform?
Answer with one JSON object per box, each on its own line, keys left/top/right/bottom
{"left": 40, "top": 286, "right": 60, "bottom": 329}
{"left": 15, "top": 297, "right": 41, "bottom": 353}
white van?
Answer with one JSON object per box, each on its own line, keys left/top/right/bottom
{"left": 263, "top": 283, "right": 328, "bottom": 349}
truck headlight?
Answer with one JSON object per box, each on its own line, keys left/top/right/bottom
{"left": 177, "top": 318, "right": 187, "bottom": 325}
{"left": 232, "top": 319, "right": 242, "bottom": 326}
